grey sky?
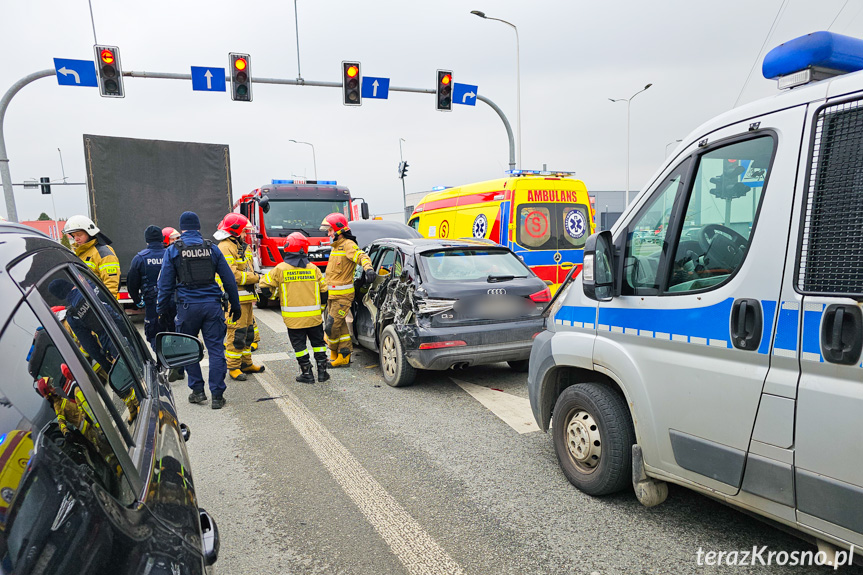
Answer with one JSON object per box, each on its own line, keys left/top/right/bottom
{"left": 2, "top": 0, "right": 860, "bottom": 222}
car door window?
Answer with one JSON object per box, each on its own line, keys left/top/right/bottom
{"left": 376, "top": 248, "right": 396, "bottom": 276}
{"left": 667, "top": 136, "right": 774, "bottom": 293}
{"left": 622, "top": 161, "right": 690, "bottom": 295}
{"left": 37, "top": 267, "right": 145, "bottom": 440}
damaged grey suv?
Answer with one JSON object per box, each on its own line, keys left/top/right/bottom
{"left": 351, "top": 238, "right": 550, "bottom": 387}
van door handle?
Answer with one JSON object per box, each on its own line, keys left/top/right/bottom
{"left": 730, "top": 298, "right": 762, "bottom": 351}
{"left": 821, "top": 304, "right": 863, "bottom": 365}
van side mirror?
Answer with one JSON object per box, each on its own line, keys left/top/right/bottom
{"left": 259, "top": 195, "right": 270, "bottom": 214}
{"left": 583, "top": 231, "right": 615, "bottom": 302}
{"left": 156, "top": 333, "right": 205, "bottom": 369}
{"left": 361, "top": 202, "right": 370, "bottom": 220}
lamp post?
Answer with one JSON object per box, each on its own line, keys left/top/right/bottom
{"left": 609, "top": 83, "right": 652, "bottom": 206}
{"left": 665, "top": 139, "right": 682, "bottom": 158}
{"left": 288, "top": 139, "right": 316, "bottom": 180}
{"left": 471, "top": 10, "right": 521, "bottom": 169}
{"left": 293, "top": 0, "right": 303, "bottom": 81}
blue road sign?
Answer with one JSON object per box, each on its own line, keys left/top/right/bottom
{"left": 362, "top": 76, "right": 390, "bottom": 99}
{"left": 453, "top": 83, "right": 478, "bottom": 106}
{"left": 191, "top": 67, "right": 226, "bottom": 92}
{"left": 53, "top": 58, "right": 98, "bottom": 87}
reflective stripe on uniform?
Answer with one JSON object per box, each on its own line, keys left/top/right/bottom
{"left": 280, "top": 307, "right": 322, "bottom": 318}
{"left": 240, "top": 272, "right": 248, "bottom": 285}
{"left": 84, "top": 261, "right": 96, "bottom": 270}
{"left": 328, "top": 283, "right": 354, "bottom": 295}
{"left": 338, "top": 335, "right": 351, "bottom": 342}
{"left": 312, "top": 346, "right": 326, "bottom": 353}
{"left": 99, "top": 262, "right": 120, "bottom": 272}
{"left": 224, "top": 255, "right": 236, "bottom": 263}
{"left": 295, "top": 348, "right": 308, "bottom": 358}
{"left": 330, "top": 250, "right": 346, "bottom": 257}
{"left": 225, "top": 350, "right": 243, "bottom": 359}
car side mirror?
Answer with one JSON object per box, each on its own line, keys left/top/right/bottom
{"left": 259, "top": 195, "right": 270, "bottom": 214}
{"left": 156, "top": 333, "right": 204, "bottom": 369}
{"left": 361, "top": 202, "right": 370, "bottom": 220}
{"left": 583, "top": 231, "right": 615, "bottom": 302}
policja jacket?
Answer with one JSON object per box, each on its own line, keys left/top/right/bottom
{"left": 259, "top": 251, "right": 328, "bottom": 329}
{"left": 216, "top": 236, "right": 259, "bottom": 303}
{"left": 156, "top": 230, "right": 241, "bottom": 316}
{"left": 74, "top": 237, "right": 120, "bottom": 298}
{"left": 324, "top": 233, "right": 373, "bottom": 301}
{"left": 127, "top": 240, "right": 166, "bottom": 305}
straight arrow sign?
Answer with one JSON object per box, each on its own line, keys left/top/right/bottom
{"left": 362, "top": 76, "right": 390, "bottom": 99}
{"left": 191, "top": 66, "right": 226, "bottom": 92}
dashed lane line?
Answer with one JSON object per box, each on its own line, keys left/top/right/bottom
{"left": 257, "top": 370, "right": 465, "bottom": 575}
{"left": 450, "top": 378, "right": 540, "bottom": 434}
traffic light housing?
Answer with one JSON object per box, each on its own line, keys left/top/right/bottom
{"left": 94, "top": 45, "right": 124, "bottom": 98}
{"left": 436, "top": 69, "right": 453, "bottom": 111}
{"left": 709, "top": 159, "right": 750, "bottom": 201}
{"left": 230, "top": 53, "right": 252, "bottom": 102}
{"left": 397, "top": 161, "right": 410, "bottom": 179}
{"left": 342, "top": 61, "right": 361, "bottom": 106}
{"left": 40, "top": 177, "right": 51, "bottom": 195}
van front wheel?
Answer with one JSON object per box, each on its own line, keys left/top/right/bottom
{"left": 552, "top": 383, "right": 634, "bottom": 496}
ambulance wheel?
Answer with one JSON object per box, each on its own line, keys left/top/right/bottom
{"left": 507, "top": 359, "right": 529, "bottom": 372}
{"left": 379, "top": 325, "right": 416, "bottom": 387}
{"left": 552, "top": 382, "right": 634, "bottom": 496}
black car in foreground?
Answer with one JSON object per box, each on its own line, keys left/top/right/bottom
{"left": 0, "top": 223, "right": 217, "bottom": 574}
{"left": 351, "top": 238, "right": 550, "bottom": 386}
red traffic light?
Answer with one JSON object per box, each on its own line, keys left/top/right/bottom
{"left": 346, "top": 65, "right": 359, "bottom": 78}
{"left": 441, "top": 74, "right": 451, "bottom": 85}
{"left": 234, "top": 57, "right": 247, "bottom": 71}
{"left": 100, "top": 49, "right": 115, "bottom": 64}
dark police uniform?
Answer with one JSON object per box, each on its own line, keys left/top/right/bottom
{"left": 127, "top": 226, "right": 168, "bottom": 352}
{"left": 157, "top": 213, "right": 240, "bottom": 406}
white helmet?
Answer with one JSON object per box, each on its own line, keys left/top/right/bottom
{"left": 63, "top": 215, "right": 99, "bottom": 236}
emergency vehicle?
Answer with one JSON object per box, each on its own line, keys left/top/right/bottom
{"left": 407, "top": 172, "right": 595, "bottom": 290}
{"left": 233, "top": 179, "right": 369, "bottom": 306}
{"left": 530, "top": 31, "right": 863, "bottom": 561}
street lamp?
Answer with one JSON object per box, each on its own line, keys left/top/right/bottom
{"left": 471, "top": 10, "right": 521, "bottom": 169}
{"left": 609, "top": 83, "right": 652, "bottom": 207}
{"left": 665, "top": 139, "right": 683, "bottom": 158}
{"left": 288, "top": 139, "right": 317, "bottom": 180}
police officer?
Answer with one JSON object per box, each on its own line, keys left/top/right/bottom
{"left": 259, "top": 232, "right": 329, "bottom": 383}
{"left": 63, "top": 215, "right": 121, "bottom": 299}
{"left": 214, "top": 213, "right": 264, "bottom": 381}
{"left": 127, "top": 225, "right": 166, "bottom": 352}
{"left": 319, "top": 213, "right": 375, "bottom": 367}
{"left": 158, "top": 211, "right": 241, "bottom": 410}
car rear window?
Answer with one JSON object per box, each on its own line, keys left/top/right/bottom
{"left": 419, "top": 249, "right": 530, "bottom": 282}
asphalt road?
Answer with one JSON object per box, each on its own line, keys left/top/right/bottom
{"left": 153, "top": 309, "right": 863, "bottom": 575}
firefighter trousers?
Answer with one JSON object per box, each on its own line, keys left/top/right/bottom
{"left": 288, "top": 325, "right": 327, "bottom": 367}
{"left": 325, "top": 298, "right": 353, "bottom": 355}
{"left": 225, "top": 301, "right": 255, "bottom": 370}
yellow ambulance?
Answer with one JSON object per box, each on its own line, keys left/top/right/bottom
{"left": 407, "top": 171, "right": 595, "bottom": 290}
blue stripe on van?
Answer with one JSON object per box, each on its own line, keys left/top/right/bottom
{"left": 802, "top": 304, "right": 824, "bottom": 362}
{"left": 500, "top": 201, "right": 510, "bottom": 245}
{"left": 758, "top": 300, "right": 777, "bottom": 355}
{"left": 773, "top": 302, "right": 799, "bottom": 356}
{"left": 516, "top": 250, "right": 585, "bottom": 266}
{"left": 557, "top": 305, "right": 597, "bottom": 327}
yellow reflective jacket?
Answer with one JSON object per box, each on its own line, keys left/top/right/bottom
{"left": 324, "top": 235, "right": 372, "bottom": 300}
{"left": 75, "top": 238, "right": 120, "bottom": 298}
{"left": 259, "top": 262, "right": 327, "bottom": 329}
{"left": 217, "top": 238, "right": 259, "bottom": 302}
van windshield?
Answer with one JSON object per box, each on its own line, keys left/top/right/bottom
{"left": 515, "top": 204, "right": 590, "bottom": 250}
{"left": 265, "top": 199, "right": 350, "bottom": 236}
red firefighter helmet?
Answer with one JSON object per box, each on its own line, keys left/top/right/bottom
{"left": 218, "top": 213, "right": 251, "bottom": 237}
{"left": 162, "top": 227, "right": 180, "bottom": 246}
{"left": 319, "top": 213, "right": 350, "bottom": 234}
{"left": 284, "top": 232, "right": 310, "bottom": 254}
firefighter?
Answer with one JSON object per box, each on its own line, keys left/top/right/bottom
{"left": 127, "top": 225, "right": 166, "bottom": 352}
{"left": 214, "top": 213, "right": 265, "bottom": 380}
{"left": 251, "top": 319, "right": 261, "bottom": 351}
{"left": 319, "top": 213, "right": 375, "bottom": 367}
{"left": 162, "top": 227, "right": 180, "bottom": 246}
{"left": 158, "top": 211, "right": 241, "bottom": 410}
{"left": 63, "top": 215, "right": 121, "bottom": 298}
{"left": 258, "top": 232, "right": 329, "bottom": 383}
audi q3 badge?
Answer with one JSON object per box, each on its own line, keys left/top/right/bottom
{"left": 487, "top": 288, "right": 507, "bottom": 295}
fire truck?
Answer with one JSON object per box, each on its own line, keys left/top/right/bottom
{"left": 233, "top": 179, "right": 369, "bottom": 307}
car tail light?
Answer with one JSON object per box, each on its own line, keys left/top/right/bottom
{"left": 419, "top": 340, "right": 467, "bottom": 350}
{"left": 529, "top": 288, "right": 552, "bottom": 303}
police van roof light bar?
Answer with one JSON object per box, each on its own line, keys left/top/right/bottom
{"left": 506, "top": 169, "right": 575, "bottom": 177}
{"left": 271, "top": 179, "right": 338, "bottom": 185}
{"left": 762, "top": 31, "right": 863, "bottom": 89}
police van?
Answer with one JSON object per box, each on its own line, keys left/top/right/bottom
{"left": 408, "top": 172, "right": 595, "bottom": 292}
{"left": 529, "top": 31, "right": 863, "bottom": 559}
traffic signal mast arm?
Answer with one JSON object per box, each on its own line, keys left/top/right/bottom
{"left": 0, "top": 68, "right": 515, "bottom": 222}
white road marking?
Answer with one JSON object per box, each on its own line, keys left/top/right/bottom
{"left": 450, "top": 379, "right": 540, "bottom": 434}
{"left": 257, "top": 371, "right": 464, "bottom": 575}
{"left": 254, "top": 308, "right": 290, "bottom": 334}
